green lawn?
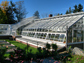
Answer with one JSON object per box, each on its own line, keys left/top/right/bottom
{"left": 4, "top": 54, "right": 10, "bottom": 58}
{"left": 5, "top": 39, "right": 38, "bottom": 54}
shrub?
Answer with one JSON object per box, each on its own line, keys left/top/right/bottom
{"left": 46, "top": 42, "right": 51, "bottom": 50}
{"left": 37, "top": 47, "right": 42, "bottom": 53}
{"left": 9, "top": 48, "right": 26, "bottom": 62}
{"left": 0, "top": 48, "right": 7, "bottom": 63}
{"left": 51, "top": 43, "right": 57, "bottom": 51}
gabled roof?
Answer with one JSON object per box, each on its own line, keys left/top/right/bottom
{"left": 24, "top": 12, "right": 84, "bottom": 31}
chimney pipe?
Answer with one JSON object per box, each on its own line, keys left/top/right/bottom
{"left": 49, "top": 14, "right": 53, "bottom": 17}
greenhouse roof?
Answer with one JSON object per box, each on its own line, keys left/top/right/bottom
{"left": 24, "top": 12, "right": 84, "bottom": 31}
{"left": 11, "top": 16, "right": 37, "bottom": 29}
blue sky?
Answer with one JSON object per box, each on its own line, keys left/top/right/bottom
{"left": 0, "top": 0, "right": 84, "bottom": 18}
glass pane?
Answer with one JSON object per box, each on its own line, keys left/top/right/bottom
{"left": 50, "top": 34, "right": 55, "bottom": 40}
{"left": 59, "top": 34, "right": 65, "bottom": 42}
{"left": 77, "top": 30, "right": 82, "bottom": 42}
{"left": 68, "top": 30, "right": 72, "bottom": 43}
{"left": 73, "top": 30, "right": 77, "bottom": 42}
{"left": 43, "top": 33, "right": 47, "bottom": 39}
{"left": 54, "top": 34, "right": 60, "bottom": 41}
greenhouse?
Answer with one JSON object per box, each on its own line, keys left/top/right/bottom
{"left": 21, "top": 12, "right": 84, "bottom": 48}
{"left": 0, "top": 12, "right": 84, "bottom": 48}
{"left": 0, "top": 24, "right": 11, "bottom": 35}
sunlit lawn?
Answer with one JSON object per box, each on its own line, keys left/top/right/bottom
{"left": 5, "top": 39, "right": 38, "bottom": 54}
{"left": 1, "top": 39, "right": 37, "bottom": 58}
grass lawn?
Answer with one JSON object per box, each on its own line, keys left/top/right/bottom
{"left": 5, "top": 39, "right": 38, "bottom": 54}
{"left": 4, "top": 54, "right": 10, "bottom": 58}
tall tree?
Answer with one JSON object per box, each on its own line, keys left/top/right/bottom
{"left": 15, "top": 1, "right": 27, "bottom": 22}
{"left": 0, "top": 0, "right": 9, "bottom": 14}
{"left": 66, "top": 10, "right": 69, "bottom": 14}
{"left": 65, "top": 7, "right": 72, "bottom": 14}
{"left": 73, "top": 4, "right": 83, "bottom": 13}
{"left": 0, "top": 0, "right": 18, "bottom": 24}
{"left": 78, "top": 4, "right": 83, "bottom": 12}
{"left": 73, "top": 5, "right": 78, "bottom": 13}
{"left": 0, "top": 8, "right": 7, "bottom": 24}
{"left": 5, "top": 1, "right": 17, "bottom": 24}
{"left": 33, "top": 11, "right": 40, "bottom": 18}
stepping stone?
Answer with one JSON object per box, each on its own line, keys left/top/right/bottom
{"left": 5, "top": 45, "right": 16, "bottom": 48}
{"left": 6, "top": 48, "right": 17, "bottom": 53}
{"left": 0, "top": 42, "right": 11, "bottom": 45}
{"left": 0, "top": 40, "right": 6, "bottom": 42}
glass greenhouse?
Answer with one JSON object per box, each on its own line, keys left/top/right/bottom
{"left": 0, "top": 12, "right": 84, "bottom": 48}
{"left": 0, "top": 24, "right": 11, "bottom": 35}
{"left": 21, "top": 12, "right": 84, "bottom": 48}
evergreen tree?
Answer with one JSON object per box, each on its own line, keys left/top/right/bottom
{"left": 6, "top": 1, "right": 18, "bottom": 24}
{"left": 73, "top": 5, "right": 78, "bottom": 13}
{"left": 33, "top": 11, "right": 40, "bottom": 18}
{"left": 66, "top": 10, "right": 69, "bottom": 14}
{"left": 78, "top": 4, "right": 83, "bottom": 12}
{"left": 73, "top": 4, "right": 83, "bottom": 13}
